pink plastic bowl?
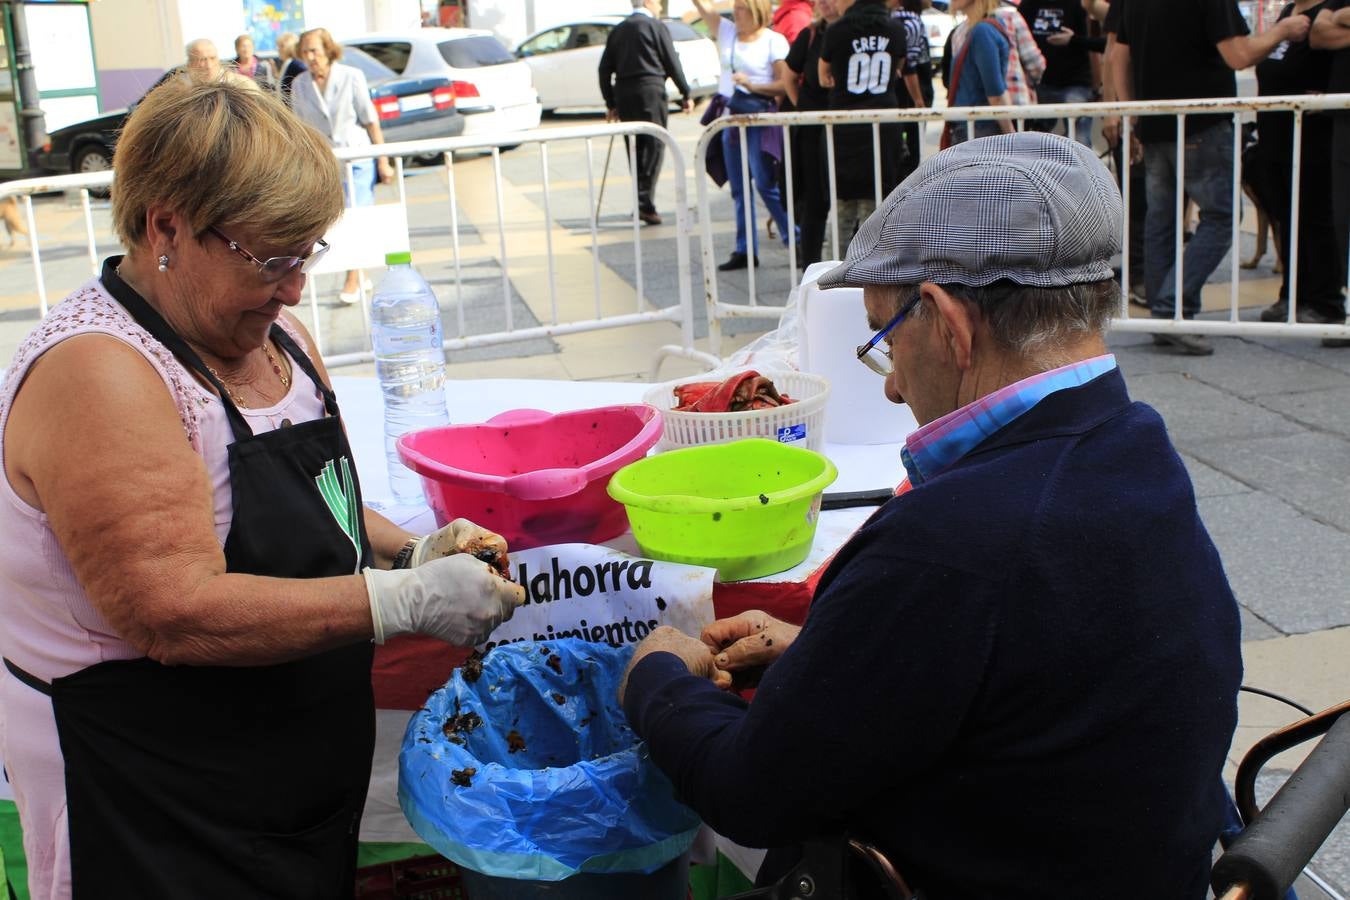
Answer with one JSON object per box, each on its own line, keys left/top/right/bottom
{"left": 396, "top": 405, "right": 664, "bottom": 549}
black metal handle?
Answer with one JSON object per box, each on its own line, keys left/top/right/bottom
{"left": 1212, "top": 711, "right": 1350, "bottom": 900}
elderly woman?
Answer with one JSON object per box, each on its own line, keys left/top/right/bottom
{"left": 0, "top": 80, "right": 522, "bottom": 899}
{"left": 292, "top": 27, "right": 392, "bottom": 304}
{"left": 693, "top": 0, "right": 793, "bottom": 271}
{"left": 276, "top": 31, "right": 307, "bottom": 102}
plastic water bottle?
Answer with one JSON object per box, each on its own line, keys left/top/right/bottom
{"left": 371, "top": 251, "right": 450, "bottom": 506}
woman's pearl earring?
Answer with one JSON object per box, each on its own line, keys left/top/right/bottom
{"left": 158, "top": 255, "right": 169, "bottom": 273}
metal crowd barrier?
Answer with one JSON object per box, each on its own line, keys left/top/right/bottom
{"left": 0, "top": 122, "right": 718, "bottom": 379}
{"left": 695, "top": 95, "right": 1350, "bottom": 357}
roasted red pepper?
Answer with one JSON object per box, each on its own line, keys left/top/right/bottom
{"left": 672, "top": 370, "right": 795, "bottom": 412}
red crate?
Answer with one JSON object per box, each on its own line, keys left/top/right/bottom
{"left": 354, "top": 854, "right": 467, "bottom": 900}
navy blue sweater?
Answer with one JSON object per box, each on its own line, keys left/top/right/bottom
{"left": 625, "top": 369, "right": 1242, "bottom": 899}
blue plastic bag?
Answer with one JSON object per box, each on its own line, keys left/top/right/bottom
{"left": 399, "top": 639, "right": 702, "bottom": 882}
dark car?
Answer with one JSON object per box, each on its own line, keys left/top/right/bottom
{"left": 33, "top": 45, "right": 464, "bottom": 182}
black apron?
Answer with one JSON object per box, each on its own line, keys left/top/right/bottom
{"left": 4, "top": 258, "right": 376, "bottom": 898}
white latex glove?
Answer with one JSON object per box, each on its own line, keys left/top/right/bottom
{"left": 364, "top": 553, "right": 525, "bottom": 646}
{"left": 409, "top": 517, "right": 510, "bottom": 574}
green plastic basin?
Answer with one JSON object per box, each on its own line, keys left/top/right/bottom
{"left": 607, "top": 438, "right": 839, "bottom": 581}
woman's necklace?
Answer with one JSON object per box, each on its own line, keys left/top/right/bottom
{"left": 206, "top": 342, "right": 291, "bottom": 409}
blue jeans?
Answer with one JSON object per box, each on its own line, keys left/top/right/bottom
{"left": 1144, "top": 121, "right": 1234, "bottom": 319}
{"left": 343, "top": 158, "right": 375, "bottom": 208}
{"left": 722, "top": 127, "right": 790, "bottom": 255}
{"left": 1033, "top": 83, "right": 1095, "bottom": 147}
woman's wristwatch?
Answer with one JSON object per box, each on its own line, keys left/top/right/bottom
{"left": 392, "top": 538, "right": 419, "bottom": 570}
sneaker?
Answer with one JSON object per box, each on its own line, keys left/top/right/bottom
{"left": 717, "top": 252, "right": 758, "bottom": 272}
{"left": 1151, "top": 333, "right": 1215, "bottom": 356}
{"left": 1296, "top": 307, "right": 1347, "bottom": 325}
{"left": 1260, "top": 301, "right": 1288, "bottom": 322}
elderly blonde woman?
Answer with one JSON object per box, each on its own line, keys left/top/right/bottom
{"left": 0, "top": 80, "right": 522, "bottom": 899}
{"left": 292, "top": 27, "right": 393, "bottom": 304}
{"left": 693, "top": 0, "right": 793, "bottom": 271}
{"left": 276, "top": 30, "right": 307, "bottom": 102}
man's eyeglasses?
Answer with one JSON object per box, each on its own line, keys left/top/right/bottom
{"left": 209, "top": 226, "right": 330, "bottom": 284}
{"left": 856, "top": 292, "right": 921, "bottom": 377}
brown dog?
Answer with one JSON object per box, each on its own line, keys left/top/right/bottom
{"left": 1, "top": 196, "right": 29, "bottom": 248}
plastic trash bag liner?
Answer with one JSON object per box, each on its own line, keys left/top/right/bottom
{"left": 399, "top": 638, "right": 702, "bottom": 881}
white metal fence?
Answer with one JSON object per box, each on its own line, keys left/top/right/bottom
{"left": 696, "top": 95, "right": 1350, "bottom": 356}
{"left": 0, "top": 122, "right": 718, "bottom": 379}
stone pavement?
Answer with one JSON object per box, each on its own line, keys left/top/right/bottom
{"left": 0, "top": 109, "right": 1346, "bottom": 894}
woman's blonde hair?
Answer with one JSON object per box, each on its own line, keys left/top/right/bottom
{"left": 740, "top": 0, "right": 773, "bottom": 29}
{"left": 277, "top": 32, "right": 299, "bottom": 60}
{"left": 966, "top": 0, "right": 1001, "bottom": 19}
{"left": 112, "top": 79, "right": 343, "bottom": 252}
{"left": 299, "top": 27, "right": 343, "bottom": 62}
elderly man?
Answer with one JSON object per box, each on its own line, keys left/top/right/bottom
{"left": 184, "top": 39, "right": 259, "bottom": 90}
{"left": 620, "top": 133, "right": 1242, "bottom": 899}
{"left": 598, "top": 0, "right": 692, "bottom": 226}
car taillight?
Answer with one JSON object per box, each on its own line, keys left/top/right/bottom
{"left": 451, "top": 81, "right": 480, "bottom": 100}
{"left": 432, "top": 86, "right": 455, "bottom": 109}
{"left": 376, "top": 96, "right": 401, "bottom": 120}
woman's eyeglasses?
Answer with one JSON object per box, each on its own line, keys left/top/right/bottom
{"left": 855, "top": 292, "right": 921, "bottom": 377}
{"left": 209, "top": 226, "right": 330, "bottom": 284}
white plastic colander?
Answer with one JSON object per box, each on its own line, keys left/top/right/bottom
{"left": 642, "top": 370, "right": 831, "bottom": 453}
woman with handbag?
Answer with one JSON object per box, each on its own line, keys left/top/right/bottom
{"left": 694, "top": 0, "right": 794, "bottom": 271}
{"left": 942, "top": 0, "right": 1016, "bottom": 146}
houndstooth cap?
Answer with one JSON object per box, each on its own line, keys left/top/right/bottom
{"left": 818, "top": 132, "right": 1122, "bottom": 291}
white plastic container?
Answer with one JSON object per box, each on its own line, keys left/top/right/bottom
{"left": 643, "top": 369, "right": 830, "bottom": 453}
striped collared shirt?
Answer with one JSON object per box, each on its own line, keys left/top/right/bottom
{"left": 900, "top": 354, "right": 1117, "bottom": 487}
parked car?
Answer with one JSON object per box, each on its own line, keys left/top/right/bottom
{"left": 922, "top": 0, "right": 957, "bottom": 62}
{"left": 34, "top": 46, "right": 465, "bottom": 183}
{"left": 343, "top": 29, "right": 542, "bottom": 142}
{"left": 515, "top": 17, "right": 720, "bottom": 114}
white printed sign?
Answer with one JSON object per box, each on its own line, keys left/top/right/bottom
{"left": 478, "top": 543, "right": 717, "bottom": 653}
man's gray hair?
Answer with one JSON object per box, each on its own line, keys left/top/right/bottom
{"left": 898, "top": 279, "right": 1119, "bottom": 370}
{"left": 631, "top": 0, "right": 647, "bottom": 7}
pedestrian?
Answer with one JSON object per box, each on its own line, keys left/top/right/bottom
{"left": 1020, "top": 0, "right": 1104, "bottom": 144}
{"left": 1100, "top": 0, "right": 1148, "bottom": 308}
{"left": 946, "top": 4, "right": 1046, "bottom": 109}
{"left": 598, "top": 0, "right": 694, "bottom": 227}
{"left": 231, "top": 34, "right": 276, "bottom": 91}
{"left": 891, "top": 0, "right": 935, "bottom": 183}
{"left": 818, "top": 0, "right": 909, "bottom": 249}
{"left": 773, "top": 0, "right": 816, "bottom": 44}
{"left": 1112, "top": 0, "right": 1311, "bottom": 355}
{"left": 693, "top": 0, "right": 794, "bottom": 271}
{"left": 1311, "top": 0, "right": 1350, "bottom": 347}
{"left": 1256, "top": 0, "right": 1345, "bottom": 328}
{"left": 619, "top": 132, "right": 1242, "bottom": 900}
{"left": 291, "top": 27, "right": 395, "bottom": 305}
{"left": 942, "top": 0, "right": 1016, "bottom": 145}
{"left": 0, "top": 77, "right": 523, "bottom": 900}
{"left": 784, "top": 0, "right": 841, "bottom": 267}
{"left": 182, "top": 38, "right": 259, "bottom": 91}
{"left": 276, "top": 31, "right": 308, "bottom": 104}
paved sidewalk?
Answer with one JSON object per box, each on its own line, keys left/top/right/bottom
{"left": 1, "top": 109, "right": 1346, "bottom": 893}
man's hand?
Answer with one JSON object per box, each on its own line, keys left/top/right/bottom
{"left": 1280, "top": 13, "right": 1312, "bottom": 42}
{"left": 681, "top": 97, "right": 694, "bottom": 115}
{"left": 376, "top": 158, "right": 394, "bottom": 184}
{"left": 606, "top": 107, "right": 619, "bottom": 123}
{"left": 1047, "top": 27, "right": 1074, "bottom": 47}
{"left": 618, "top": 625, "right": 731, "bottom": 704}
{"left": 410, "top": 518, "right": 510, "bottom": 574}
{"left": 702, "top": 610, "right": 801, "bottom": 676}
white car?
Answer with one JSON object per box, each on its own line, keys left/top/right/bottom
{"left": 922, "top": 2, "right": 957, "bottom": 62}
{"left": 515, "top": 17, "right": 720, "bottom": 114}
{"left": 343, "top": 29, "right": 543, "bottom": 140}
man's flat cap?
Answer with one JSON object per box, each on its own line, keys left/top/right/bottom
{"left": 819, "top": 132, "right": 1122, "bottom": 290}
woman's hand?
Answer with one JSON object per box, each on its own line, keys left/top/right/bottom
{"left": 731, "top": 71, "right": 752, "bottom": 88}
{"left": 410, "top": 517, "right": 510, "bottom": 575}
{"left": 364, "top": 553, "right": 525, "bottom": 646}
{"left": 376, "top": 158, "right": 394, "bottom": 184}
{"left": 702, "top": 610, "right": 800, "bottom": 682}
{"left": 619, "top": 626, "right": 731, "bottom": 705}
